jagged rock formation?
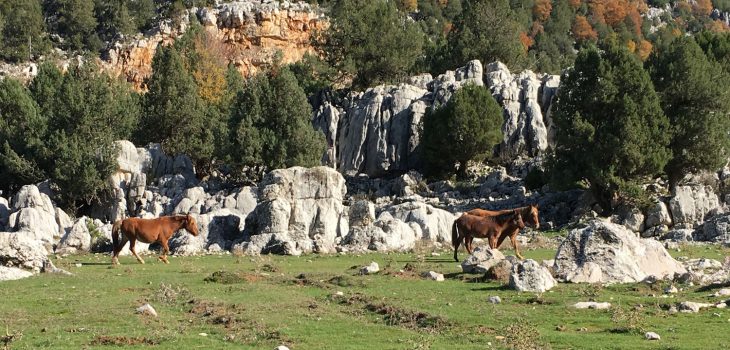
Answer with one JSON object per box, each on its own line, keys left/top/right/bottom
{"left": 105, "top": 1, "right": 326, "bottom": 89}
{"left": 313, "top": 60, "right": 560, "bottom": 177}
{"left": 554, "top": 219, "right": 686, "bottom": 283}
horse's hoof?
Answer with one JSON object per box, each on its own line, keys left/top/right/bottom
{"left": 139, "top": 260, "right": 145, "bottom": 264}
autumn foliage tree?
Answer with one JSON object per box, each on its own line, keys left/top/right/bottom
{"left": 533, "top": 0, "right": 553, "bottom": 22}
{"left": 573, "top": 15, "right": 598, "bottom": 43}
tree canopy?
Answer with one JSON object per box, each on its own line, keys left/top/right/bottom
{"left": 421, "top": 84, "right": 504, "bottom": 178}
{"left": 648, "top": 36, "right": 730, "bottom": 189}
{"left": 549, "top": 43, "right": 671, "bottom": 213}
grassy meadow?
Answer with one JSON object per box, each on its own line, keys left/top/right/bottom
{"left": 1, "top": 241, "right": 729, "bottom": 350}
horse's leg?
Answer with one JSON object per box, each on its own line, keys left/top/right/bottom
{"left": 112, "top": 236, "right": 128, "bottom": 265}
{"left": 465, "top": 236, "right": 474, "bottom": 254}
{"left": 129, "top": 238, "right": 145, "bottom": 264}
{"left": 158, "top": 239, "right": 170, "bottom": 264}
{"left": 510, "top": 233, "right": 525, "bottom": 260}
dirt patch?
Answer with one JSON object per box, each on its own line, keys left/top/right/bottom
{"left": 204, "top": 270, "right": 262, "bottom": 284}
{"left": 188, "top": 299, "right": 287, "bottom": 344}
{"left": 334, "top": 293, "right": 450, "bottom": 333}
{"left": 90, "top": 335, "right": 159, "bottom": 346}
{"left": 485, "top": 260, "right": 512, "bottom": 283}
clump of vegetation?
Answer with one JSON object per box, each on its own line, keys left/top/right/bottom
{"left": 502, "top": 321, "right": 551, "bottom": 350}
{"left": 610, "top": 305, "right": 646, "bottom": 334}
{"left": 204, "top": 270, "right": 256, "bottom": 284}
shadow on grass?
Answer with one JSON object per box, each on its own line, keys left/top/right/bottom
{"left": 696, "top": 281, "right": 730, "bottom": 292}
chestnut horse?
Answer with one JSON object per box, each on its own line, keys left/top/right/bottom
{"left": 452, "top": 210, "right": 526, "bottom": 262}
{"left": 111, "top": 214, "right": 199, "bottom": 265}
{"left": 466, "top": 204, "right": 540, "bottom": 259}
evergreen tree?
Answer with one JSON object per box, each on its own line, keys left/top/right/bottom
{"left": 316, "top": 0, "right": 425, "bottom": 89}
{"left": 139, "top": 44, "right": 213, "bottom": 166}
{"left": 94, "top": 0, "right": 136, "bottom": 43}
{"left": 648, "top": 36, "right": 730, "bottom": 189}
{"left": 444, "top": 0, "right": 526, "bottom": 71}
{"left": 549, "top": 44, "right": 671, "bottom": 214}
{"left": 421, "top": 84, "right": 503, "bottom": 178}
{"left": 695, "top": 31, "right": 730, "bottom": 73}
{"left": 49, "top": 0, "right": 102, "bottom": 51}
{"left": 128, "top": 0, "right": 156, "bottom": 31}
{"left": 0, "top": 79, "right": 48, "bottom": 193}
{"left": 29, "top": 62, "right": 64, "bottom": 120}
{"left": 0, "top": 0, "right": 49, "bottom": 61}
{"left": 46, "top": 62, "right": 140, "bottom": 208}
{"left": 228, "top": 66, "right": 326, "bottom": 169}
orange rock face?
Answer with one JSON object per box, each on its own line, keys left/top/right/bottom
{"left": 103, "top": 3, "right": 327, "bottom": 91}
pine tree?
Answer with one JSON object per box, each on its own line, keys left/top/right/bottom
{"left": 46, "top": 62, "right": 140, "bottom": 208}
{"left": 29, "top": 62, "right": 64, "bottom": 120}
{"left": 139, "top": 44, "right": 213, "bottom": 166}
{"left": 0, "top": 79, "right": 48, "bottom": 193}
{"left": 228, "top": 66, "right": 326, "bottom": 169}
{"left": 445, "top": 0, "right": 527, "bottom": 70}
{"left": 94, "top": 0, "right": 136, "bottom": 43}
{"left": 421, "top": 84, "right": 503, "bottom": 178}
{"left": 0, "top": 0, "right": 49, "bottom": 61}
{"left": 317, "top": 0, "right": 425, "bottom": 89}
{"left": 550, "top": 44, "right": 671, "bottom": 214}
{"left": 648, "top": 36, "right": 730, "bottom": 189}
{"left": 49, "top": 0, "right": 102, "bottom": 51}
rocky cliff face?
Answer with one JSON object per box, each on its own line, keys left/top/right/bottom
{"left": 313, "top": 60, "right": 560, "bottom": 176}
{"left": 104, "top": 0, "right": 326, "bottom": 89}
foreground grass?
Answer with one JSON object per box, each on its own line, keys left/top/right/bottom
{"left": 1, "top": 243, "right": 729, "bottom": 350}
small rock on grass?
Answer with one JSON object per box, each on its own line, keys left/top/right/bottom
{"left": 645, "top": 332, "right": 661, "bottom": 340}
{"left": 360, "top": 261, "right": 380, "bottom": 275}
{"left": 713, "top": 289, "right": 730, "bottom": 297}
{"left": 573, "top": 302, "right": 611, "bottom": 310}
{"left": 422, "top": 271, "right": 444, "bottom": 281}
{"left": 488, "top": 296, "right": 501, "bottom": 304}
{"left": 136, "top": 303, "right": 157, "bottom": 317}
{"left": 664, "top": 285, "right": 678, "bottom": 294}
{"left": 275, "top": 346, "right": 290, "bottom": 350}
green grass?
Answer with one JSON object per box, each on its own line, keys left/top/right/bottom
{"left": 1, "top": 244, "right": 729, "bottom": 350}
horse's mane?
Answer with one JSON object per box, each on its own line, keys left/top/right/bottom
{"left": 495, "top": 210, "right": 518, "bottom": 223}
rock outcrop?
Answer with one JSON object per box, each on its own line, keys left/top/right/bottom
{"left": 237, "top": 166, "right": 347, "bottom": 255}
{"left": 669, "top": 185, "right": 721, "bottom": 227}
{"left": 0, "top": 232, "right": 50, "bottom": 273}
{"left": 554, "top": 219, "right": 686, "bottom": 283}
{"left": 314, "top": 60, "right": 559, "bottom": 177}
{"left": 104, "top": 1, "right": 326, "bottom": 90}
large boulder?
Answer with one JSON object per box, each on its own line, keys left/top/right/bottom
{"left": 554, "top": 219, "right": 686, "bottom": 283}
{"left": 0, "top": 197, "right": 9, "bottom": 230}
{"left": 57, "top": 217, "right": 92, "bottom": 254}
{"left": 385, "top": 201, "right": 455, "bottom": 243}
{"left": 8, "top": 207, "right": 59, "bottom": 246}
{"left": 0, "top": 266, "right": 34, "bottom": 281}
{"left": 645, "top": 201, "right": 672, "bottom": 229}
{"left": 0, "top": 232, "right": 50, "bottom": 272}
{"left": 169, "top": 210, "right": 245, "bottom": 255}
{"left": 461, "top": 246, "right": 506, "bottom": 274}
{"left": 509, "top": 259, "right": 556, "bottom": 292}
{"left": 11, "top": 185, "right": 55, "bottom": 214}
{"left": 696, "top": 214, "right": 730, "bottom": 243}
{"left": 669, "top": 185, "right": 720, "bottom": 227}
{"left": 242, "top": 167, "right": 347, "bottom": 254}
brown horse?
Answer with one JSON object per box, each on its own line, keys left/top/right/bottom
{"left": 111, "top": 214, "right": 199, "bottom": 265}
{"left": 452, "top": 210, "right": 526, "bottom": 262}
{"left": 466, "top": 204, "right": 540, "bottom": 258}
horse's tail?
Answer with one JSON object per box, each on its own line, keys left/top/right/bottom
{"left": 452, "top": 219, "right": 460, "bottom": 262}
{"left": 112, "top": 220, "right": 122, "bottom": 251}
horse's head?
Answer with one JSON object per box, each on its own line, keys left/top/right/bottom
{"left": 512, "top": 210, "right": 526, "bottom": 229}
{"left": 183, "top": 214, "right": 199, "bottom": 236}
{"left": 526, "top": 204, "right": 540, "bottom": 230}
